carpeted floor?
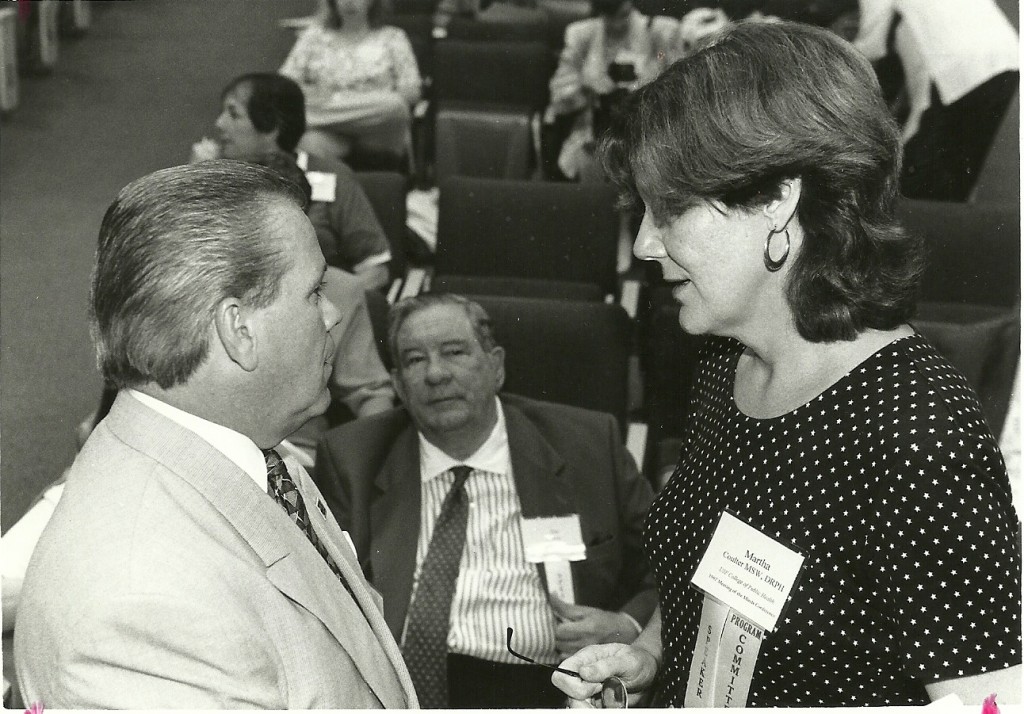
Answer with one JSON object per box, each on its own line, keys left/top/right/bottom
{"left": 0, "top": 0, "right": 314, "bottom": 531}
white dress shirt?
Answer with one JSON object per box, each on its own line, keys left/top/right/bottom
{"left": 408, "top": 398, "right": 558, "bottom": 664}
{"left": 854, "top": 0, "right": 1019, "bottom": 141}
{"left": 129, "top": 390, "right": 268, "bottom": 493}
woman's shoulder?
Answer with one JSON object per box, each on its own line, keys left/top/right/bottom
{"left": 859, "top": 332, "right": 997, "bottom": 438}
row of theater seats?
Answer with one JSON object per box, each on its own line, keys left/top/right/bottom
{"left": 0, "top": 0, "right": 92, "bottom": 113}
{"left": 361, "top": 4, "right": 569, "bottom": 185}
{"left": 353, "top": 166, "right": 1021, "bottom": 486}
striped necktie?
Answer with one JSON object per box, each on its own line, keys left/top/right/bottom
{"left": 401, "top": 465, "right": 473, "bottom": 708}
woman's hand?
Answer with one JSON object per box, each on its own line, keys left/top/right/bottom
{"left": 552, "top": 643, "right": 659, "bottom": 707}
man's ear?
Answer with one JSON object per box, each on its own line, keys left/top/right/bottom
{"left": 491, "top": 346, "right": 506, "bottom": 392}
{"left": 214, "top": 296, "right": 258, "bottom": 372}
{"left": 764, "top": 177, "right": 803, "bottom": 230}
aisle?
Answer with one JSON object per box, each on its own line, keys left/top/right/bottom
{"left": 0, "top": 0, "right": 310, "bottom": 530}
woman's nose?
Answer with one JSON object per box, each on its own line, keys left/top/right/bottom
{"left": 633, "top": 212, "right": 667, "bottom": 261}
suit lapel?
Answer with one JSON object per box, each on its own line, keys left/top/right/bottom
{"left": 504, "top": 400, "right": 575, "bottom": 518}
{"left": 369, "top": 424, "right": 422, "bottom": 641}
{"left": 286, "top": 460, "right": 418, "bottom": 708}
{"left": 503, "top": 399, "right": 579, "bottom": 594}
{"left": 106, "top": 393, "right": 416, "bottom": 708}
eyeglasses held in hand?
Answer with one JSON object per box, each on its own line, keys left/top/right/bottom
{"left": 505, "top": 627, "right": 629, "bottom": 708}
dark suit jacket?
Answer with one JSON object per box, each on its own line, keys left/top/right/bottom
{"left": 315, "top": 393, "right": 657, "bottom": 642}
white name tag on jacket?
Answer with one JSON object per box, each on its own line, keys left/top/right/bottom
{"left": 306, "top": 170, "right": 337, "bottom": 203}
{"left": 521, "top": 515, "right": 585, "bottom": 604}
{"left": 690, "top": 511, "right": 804, "bottom": 632}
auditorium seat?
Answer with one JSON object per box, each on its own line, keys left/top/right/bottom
{"left": 446, "top": 16, "right": 549, "bottom": 43}
{"left": 431, "top": 274, "right": 604, "bottom": 301}
{"left": 430, "top": 40, "right": 551, "bottom": 181}
{"left": 470, "top": 295, "right": 634, "bottom": 436}
{"left": 898, "top": 199, "right": 1020, "bottom": 321}
{"left": 912, "top": 306, "right": 1020, "bottom": 438}
{"left": 355, "top": 171, "right": 409, "bottom": 280}
{"left": 435, "top": 176, "right": 619, "bottom": 298}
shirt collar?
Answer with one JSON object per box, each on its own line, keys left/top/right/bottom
{"left": 419, "top": 397, "right": 509, "bottom": 482}
{"left": 128, "top": 389, "right": 268, "bottom": 493}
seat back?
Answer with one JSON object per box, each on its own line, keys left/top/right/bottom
{"left": 434, "top": 106, "right": 533, "bottom": 181}
{"left": 898, "top": 199, "right": 1020, "bottom": 311}
{"left": 355, "top": 171, "right": 408, "bottom": 279}
{"left": 472, "top": 295, "right": 633, "bottom": 431}
{"left": 392, "top": 0, "right": 437, "bottom": 14}
{"left": 446, "top": 16, "right": 549, "bottom": 43}
{"left": 435, "top": 176, "right": 619, "bottom": 296}
{"left": 383, "top": 13, "right": 434, "bottom": 80}
{"left": 364, "top": 287, "right": 393, "bottom": 370}
{"left": 432, "top": 40, "right": 551, "bottom": 109}
{"left": 431, "top": 274, "right": 604, "bottom": 301}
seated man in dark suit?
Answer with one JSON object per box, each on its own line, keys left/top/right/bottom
{"left": 315, "top": 293, "right": 656, "bottom": 708}
{"left": 191, "top": 72, "right": 393, "bottom": 289}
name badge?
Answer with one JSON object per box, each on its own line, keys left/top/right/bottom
{"left": 306, "top": 170, "right": 337, "bottom": 203}
{"left": 684, "top": 511, "right": 805, "bottom": 707}
{"left": 690, "top": 510, "right": 804, "bottom": 632}
{"left": 521, "top": 515, "right": 585, "bottom": 604}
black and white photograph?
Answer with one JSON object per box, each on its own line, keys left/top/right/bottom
{"left": 0, "top": 0, "right": 1020, "bottom": 708}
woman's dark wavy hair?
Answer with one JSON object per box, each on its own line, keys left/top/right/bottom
{"left": 602, "top": 20, "right": 924, "bottom": 342}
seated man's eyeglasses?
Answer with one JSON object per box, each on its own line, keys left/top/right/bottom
{"left": 505, "top": 627, "right": 628, "bottom": 708}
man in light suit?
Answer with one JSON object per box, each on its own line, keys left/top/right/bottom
{"left": 315, "top": 293, "right": 655, "bottom": 708}
{"left": 13, "top": 161, "right": 418, "bottom": 709}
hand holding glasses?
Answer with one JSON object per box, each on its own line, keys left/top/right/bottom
{"left": 505, "top": 627, "right": 629, "bottom": 708}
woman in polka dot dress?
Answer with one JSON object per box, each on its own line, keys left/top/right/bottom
{"left": 552, "top": 20, "right": 1021, "bottom": 708}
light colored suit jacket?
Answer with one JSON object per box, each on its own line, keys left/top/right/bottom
{"left": 13, "top": 392, "right": 418, "bottom": 709}
{"left": 315, "top": 394, "right": 657, "bottom": 643}
{"left": 549, "top": 11, "right": 680, "bottom": 115}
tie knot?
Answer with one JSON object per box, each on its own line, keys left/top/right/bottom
{"left": 450, "top": 465, "right": 472, "bottom": 491}
{"left": 263, "top": 448, "right": 291, "bottom": 491}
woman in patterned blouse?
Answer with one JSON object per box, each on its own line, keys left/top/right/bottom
{"left": 280, "top": 0, "right": 422, "bottom": 164}
{"left": 551, "top": 20, "right": 1021, "bottom": 707}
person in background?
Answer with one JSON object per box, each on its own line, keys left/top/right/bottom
{"left": 853, "top": 0, "right": 1019, "bottom": 201}
{"left": 191, "top": 72, "right": 393, "bottom": 290}
{"left": 280, "top": 0, "right": 421, "bottom": 167}
{"left": 14, "top": 161, "right": 417, "bottom": 708}
{"left": 552, "top": 21, "right": 1020, "bottom": 707}
{"left": 547, "top": 0, "right": 678, "bottom": 183}
{"left": 315, "top": 293, "right": 657, "bottom": 708}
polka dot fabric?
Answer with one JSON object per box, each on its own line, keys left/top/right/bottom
{"left": 645, "top": 334, "right": 1021, "bottom": 706}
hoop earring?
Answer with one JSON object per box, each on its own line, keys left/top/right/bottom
{"left": 763, "top": 227, "right": 790, "bottom": 272}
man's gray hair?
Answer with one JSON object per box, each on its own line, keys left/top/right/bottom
{"left": 90, "top": 160, "right": 305, "bottom": 389}
{"left": 386, "top": 293, "right": 498, "bottom": 368}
